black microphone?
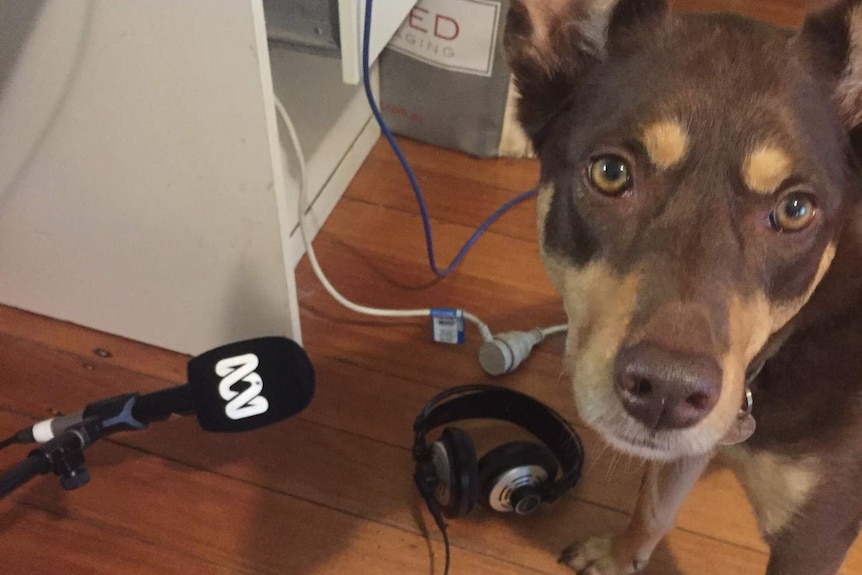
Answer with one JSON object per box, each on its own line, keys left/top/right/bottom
{"left": 185, "top": 336, "right": 315, "bottom": 432}
{"left": 15, "top": 337, "right": 315, "bottom": 443}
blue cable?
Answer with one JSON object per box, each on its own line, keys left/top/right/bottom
{"left": 362, "top": 0, "right": 537, "bottom": 278}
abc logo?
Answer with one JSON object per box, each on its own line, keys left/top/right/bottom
{"left": 214, "top": 353, "right": 270, "bottom": 420}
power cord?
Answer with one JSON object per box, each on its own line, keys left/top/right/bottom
{"left": 276, "top": 97, "right": 490, "bottom": 341}
{"left": 479, "top": 324, "right": 567, "bottom": 376}
{"left": 275, "top": 97, "right": 564, "bottom": 375}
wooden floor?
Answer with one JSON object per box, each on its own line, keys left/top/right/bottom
{"left": 1, "top": 2, "right": 859, "bottom": 573}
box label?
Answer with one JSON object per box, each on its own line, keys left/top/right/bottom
{"left": 389, "top": 0, "right": 500, "bottom": 77}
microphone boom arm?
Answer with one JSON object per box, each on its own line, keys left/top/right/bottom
{"left": 0, "top": 417, "right": 101, "bottom": 498}
{"left": 1, "top": 386, "right": 194, "bottom": 498}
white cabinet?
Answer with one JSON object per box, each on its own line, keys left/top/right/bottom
{"left": 0, "top": 0, "right": 413, "bottom": 354}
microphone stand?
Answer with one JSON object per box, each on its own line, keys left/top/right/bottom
{"left": 0, "top": 336, "right": 313, "bottom": 498}
{"left": 0, "top": 417, "right": 101, "bottom": 498}
{"left": 0, "top": 385, "right": 192, "bottom": 498}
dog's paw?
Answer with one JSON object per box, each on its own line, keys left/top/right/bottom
{"left": 559, "top": 537, "right": 648, "bottom": 575}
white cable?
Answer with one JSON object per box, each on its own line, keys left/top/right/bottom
{"left": 275, "top": 96, "right": 569, "bottom": 366}
{"left": 540, "top": 324, "right": 567, "bottom": 337}
{"left": 274, "top": 96, "right": 494, "bottom": 341}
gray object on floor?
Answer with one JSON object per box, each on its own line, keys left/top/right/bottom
{"left": 379, "top": 0, "right": 533, "bottom": 158}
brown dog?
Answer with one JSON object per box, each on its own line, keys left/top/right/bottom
{"left": 504, "top": 1, "right": 862, "bottom": 573}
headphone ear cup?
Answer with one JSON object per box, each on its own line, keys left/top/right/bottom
{"left": 432, "top": 427, "right": 479, "bottom": 518}
{"left": 478, "top": 441, "right": 559, "bottom": 513}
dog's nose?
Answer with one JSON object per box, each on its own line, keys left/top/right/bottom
{"left": 614, "top": 342, "right": 722, "bottom": 430}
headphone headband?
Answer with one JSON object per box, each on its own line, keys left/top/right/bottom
{"left": 413, "top": 384, "right": 583, "bottom": 500}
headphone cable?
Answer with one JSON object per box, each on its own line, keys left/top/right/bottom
{"left": 418, "top": 480, "right": 451, "bottom": 575}
{"left": 440, "top": 523, "right": 451, "bottom": 575}
{"left": 0, "top": 434, "right": 17, "bottom": 451}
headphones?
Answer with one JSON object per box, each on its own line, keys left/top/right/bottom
{"left": 412, "top": 384, "right": 584, "bottom": 520}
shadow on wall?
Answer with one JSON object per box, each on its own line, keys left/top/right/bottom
{"left": 0, "top": 1, "right": 46, "bottom": 94}
{"left": 0, "top": 0, "right": 94, "bottom": 210}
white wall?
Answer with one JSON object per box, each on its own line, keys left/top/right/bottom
{"left": 0, "top": 0, "right": 300, "bottom": 354}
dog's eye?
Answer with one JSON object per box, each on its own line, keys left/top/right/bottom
{"left": 588, "top": 155, "right": 632, "bottom": 196}
{"left": 769, "top": 192, "right": 817, "bottom": 233}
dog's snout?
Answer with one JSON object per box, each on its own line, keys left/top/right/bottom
{"left": 614, "top": 343, "right": 722, "bottom": 430}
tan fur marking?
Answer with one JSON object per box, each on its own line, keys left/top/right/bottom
{"left": 704, "top": 295, "right": 771, "bottom": 452}
{"left": 499, "top": 83, "right": 535, "bottom": 158}
{"left": 642, "top": 121, "right": 689, "bottom": 170}
{"left": 724, "top": 447, "right": 820, "bottom": 535}
{"left": 768, "top": 242, "right": 837, "bottom": 331}
{"left": 560, "top": 263, "right": 641, "bottom": 442}
{"left": 536, "top": 183, "right": 567, "bottom": 292}
{"left": 709, "top": 243, "right": 838, "bottom": 451}
{"left": 701, "top": 236, "right": 833, "bottom": 451}
{"left": 717, "top": 244, "right": 836, "bottom": 423}
{"left": 743, "top": 145, "right": 793, "bottom": 194}
{"left": 535, "top": 183, "right": 553, "bottom": 235}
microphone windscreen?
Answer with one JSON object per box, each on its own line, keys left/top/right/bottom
{"left": 187, "top": 337, "right": 315, "bottom": 432}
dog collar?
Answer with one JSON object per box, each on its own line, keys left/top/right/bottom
{"left": 745, "top": 361, "right": 765, "bottom": 387}
{"left": 742, "top": 360, "right": 766, "bottom": 414}
{"left": 719, "top": 362, "right": 763, "bottom": 446}
{"left": 741, "top": 388, "right": 754, "bottom": 418}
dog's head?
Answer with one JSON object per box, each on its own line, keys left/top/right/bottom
{"left": 506, "top": 0, "right": 862, "bottom": 459}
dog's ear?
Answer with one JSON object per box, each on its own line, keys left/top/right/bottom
{"left": 800, "top": 0, "right": 862, "bottom": 130}
{"left": 504, "top": 0, "right": 669, "bottom": 147}
{"left": 606, "top": 0, "right": 669, "bottom": 52}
